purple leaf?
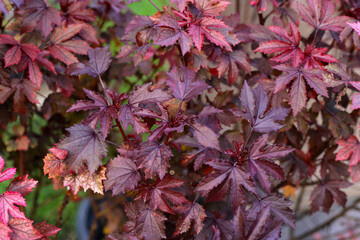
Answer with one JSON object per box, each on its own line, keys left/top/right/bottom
{"left": 56, "top": 124, "right": 107, "bottom": 174}
{"left": 166, "top": 66, "right": 209, "bottom": 101}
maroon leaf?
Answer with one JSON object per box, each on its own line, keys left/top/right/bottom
{"left": 248, "top": 194, "right": 295, "bottom": 228}
{"left": 216, "top": 50, "right": 251, "bottom": 85}
{"left": 67, "top": 89, "right": 120, "bottom": 138}
{"left": 310, "top": 180, "right": 351, "bottom": 213}
{"left": 153, "top": 15, "right": 193, "bottom": 55}
{"left": 0, "top": 155, "right": 16, "bottom": 183}
{"left": 190, "top": 122, "right": 220, "bottom": 150}
{"left": 166, "top": 66, "right": 209, "bottom": 101}
{"left": 195, "top": 160, "right": 256, "bottom": 209}
{"left": 0, "top": 35, "right": 40, "bottom": 68}
{"left": 33, "top": 221, "right": 61, "bottom": 239}
{"left": 297, "top": 0, "right": 350, "bottom": 32}
{"left": 232, "top": 81, "right": 289, "bottom": 132}
{"left": 136, "top": 142, "right": 173, "bottom": 179}
{"left": 0, "top": 77, "right": 39, "bottom": 115}
{"left": 136, "top": 176, "right": 188, "bottom": 214}
{"left": 104, "top": 156, "right": 141, "bottom": 196}
{"left": 174, "top": 202, "right": 206, "bottom": 235}
{"left": 66, "top": 46, "right": 112, "bottom": 77}
{"left": 246, "top": 205, "right": 271, "bottom": 240}
{"left": 135, "top": 208, "right": 167, "bottom": 240}
{"left": 6, "top": 175, "right": 38, "bottom": 196}
{"left": 8, "top": 218, "right": 42, "bottom": 240}
{"left": 273, "top": 64, "right": 328, "bottom": 115}
{"left": 0, "top": 191, "right": 26, "bottom": 223}
{"left": 19, "top": 0, "right": 61, "bottom": 37}
{"left": 129, "top": 83, "right": 172, "bottom": 106}
{"left": 56, "top": 124, "right": 108, "bottom": 174}
{"left": 49, "top": 24, "right": 90, "bottom": 66}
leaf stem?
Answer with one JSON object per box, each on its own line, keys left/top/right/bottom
{"left": 148, "top": 0, "right": 161, "bottom": 12}
{"left": 115, "top": 119, "right": 127, "bottom": 141}
{"left": 241, "top": 126, "right": 253, "bottom": 156}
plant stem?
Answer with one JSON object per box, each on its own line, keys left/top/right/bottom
{"left": 290, "top": 186, "right": 305, "bottom": 240}
{"left": 30, "top": 177, "right": 42, "bottom": 219}
{"left": 148, "top": 0, "right": 161, "bottom": 11}
{"left": 56, "top": 194, "right": 70, "bottom": 239}
{"left": 312, "top": 28, "right": 319, "bottom": 46}
{"left": 164, "top": 134, "right": 170, "bottom": 145}
{"left": 115, "top": 119, "right": 127, "bottom": 141}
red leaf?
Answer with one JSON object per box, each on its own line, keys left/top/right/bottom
{"left": 348, "top": 21, "right": 360, "bottom": 36}
{"left": 174, "top": 202, "right": 206, "bottom": 235}
{"left": 0, "top": 191, "right": 26, "bottom": 223}
{"left": 7, "top": 175, "right": 38, "bottom": 196}
{"left": 8, "top": 218, "right": 42, "bottom": 240}
{"left": 255, "top": 23, "right": 303, "bottom": 67}
{"left": 303, "top": 45, "right": 337, "bottom": 69}
{"left": 49, "top": 24, "right": 90, "bottom": 66}
{"left": 0, "top": 222, "right": 11, "bottom": 240}
{"left": 0, "top": 78, "right": 39, "bottom": 115}
{"left": 43, "top": 153, "right": 66, "bottom": 179}
{"left": 33, "top": 221, "right": 61, "bottom": 239}
{"left": 188, "top": 17, "right": 230, "bottom": 52}
{"left": 336, "top": 135, "right": 360, "bottom": 166}
{"left": 194, "top": 0, "right": 230, "bottom": 16}
{"left": 136, "top": 176, "right": 188, "bottom": 214}
{"left": 4, "top": 46, "right": 22, "bottom": 68}
{"left": 0, "top": 155, "right": 16, "bottom": 183}
{"left": 104, "top": 156, "right": 141, "bottom": 196}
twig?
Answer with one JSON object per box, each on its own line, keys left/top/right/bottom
{"left": 290, "top": 186, "right": 306, "bottom": 240}
{"left": 148, "top": 0, "right": 161, "bottom": 12}
{"left": 294, "top": 198, "right": 360, "bottom": 240}
{"left": 106, "top": 140, "right": 120, "bottom": 147}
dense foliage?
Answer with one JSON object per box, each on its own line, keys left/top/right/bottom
{"left": 1, "top": 0, "right": 360, "bottom": 239}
